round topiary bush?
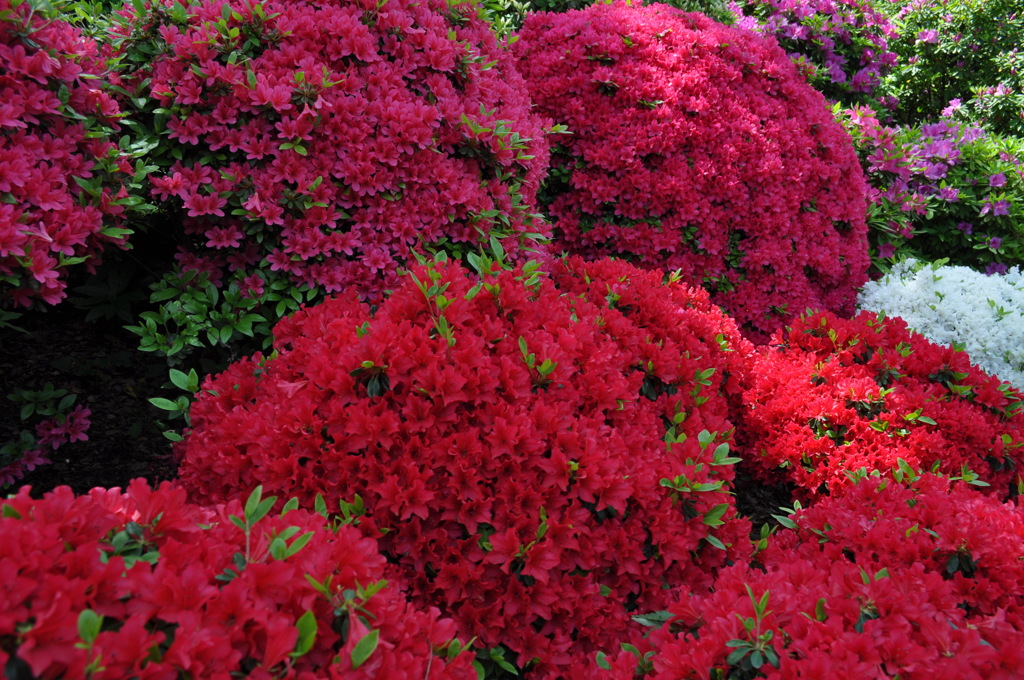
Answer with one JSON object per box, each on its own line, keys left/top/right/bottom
{"left": 0, "top": 0, "right": 136, "bottom": 307}
{"left": 111, "top": 0, "right": 551, "bottom": 305}
{"left": 177, "top": 255, "right": 754, "bottom": 677}
{"left": 0, "top": 480, "right": 476, "bottom": 679}
{"left": 513, "top": 1, "right": 870, "bottom": 342}
{"left": 636, "top": 472, "right": 1024, "bottom": 678}
{"left": 742, "top": 309, "right": 1024, "bottom": 499}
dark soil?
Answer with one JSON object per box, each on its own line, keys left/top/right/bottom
{"left": 0, "top": 303, "right": 177, "bottom": 497}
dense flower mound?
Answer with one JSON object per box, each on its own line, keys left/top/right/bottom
{"left": 742, "top": 310, "right": 1024, "bottom": 498}
{"left": 859, "top": 258, "right": 1024, "bottom": 390}
{"left": 513, "top": 1, "right": 869, "bottom": 342}
{"left": 112, "top": 0, "right": 550, "bottom": 302}
{"left": 177, "top": 256, "right": 753, "bottom": 677}
{"left": 640, "top": 473, "right": 1024, "bottom": 679}
{"left": 0, "top": 480, "right": 475, "bottom": 679}
{"left": 0, "top": 0, "right": 134, "bottom": 307}
{"left": 729, "top": 0, "right": 899, "bottom": 107}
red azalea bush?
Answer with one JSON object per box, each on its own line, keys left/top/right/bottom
{"left": 639, "top": 473, "right": 1024, "bottom": 679}
{"left": 177, "top": 255, "right": 754, "bottom": 677}
{"left": 0, "top": 479, "right": 475, "bottom": 679}
{"left": 742, "top": 309, "right": 1024, "bottom": 498}
{"left": 0, "top": 0, "right": 135, "bottom": 307}
{"left": 513, "top": 1, "right": 870, "bottom": 342}
{"left": 111, "top": 0, "right": 551, "bottom": 303}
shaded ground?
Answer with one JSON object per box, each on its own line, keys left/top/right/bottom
{"left": 0, "top": 303, "right": 177, "bottom": 496}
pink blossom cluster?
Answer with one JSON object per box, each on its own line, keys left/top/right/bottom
{"left": 116, "top": 0, "right": 550, "bottom": 302}
{"left": 176, "top": 256, "right": 754, "bottom": 677}
{"left": 0, "top": 405, "right": 90, "bottom": 488}
{"left": 0, "top": 0, "right": 133, "bottom": 306}
{"left": 513, "top": 1, "right": 870, "bottom": 342}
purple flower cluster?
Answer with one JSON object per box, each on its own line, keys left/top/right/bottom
{"left": 729, "top": 0, "right": 898, "bottom": 106}
{"left": 840, "top": 106, "right": 1023, "bottom": 271}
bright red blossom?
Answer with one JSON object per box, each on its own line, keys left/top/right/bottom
{"left": 177, "top": 257, "right": 755, "bottom": 678}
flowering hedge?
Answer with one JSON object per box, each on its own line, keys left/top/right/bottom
{"left": 0, "top": 0, "right": 136, "bottom": 307}
{"left": 177, "top": 256, "right": 753, "bottom": 677}
{"left": 838, "top": 107, "right": 1024, "bottom": 272}
{"left": 858, "top": 258, "right": 1024, "bottom": 390}
{"left": 0, "top": 479, "right": 476, "bottom": 679}
{"left": 742, "top": 310, "right": 1024, "bottom": 498}
{"left": 729, "top": 0, "right": 899, "bottom": 108}
{"left": 111, "top": 0, "right": 550, "bottom": 305}
{"left": 639, "top": 473, "right": 1024, "bottom": 678}
{"left": 514, "top": 1, "right": 869, "bottom": 342}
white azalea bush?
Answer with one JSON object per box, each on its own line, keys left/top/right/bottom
{"left": 858, "top": 258, "right": 1024, "bottom": 389}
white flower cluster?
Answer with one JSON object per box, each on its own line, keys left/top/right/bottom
{"left": 857, "top": 258, "right": 1024, "bottom": 390}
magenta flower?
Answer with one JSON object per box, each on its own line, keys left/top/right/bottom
{"left": 877, "top": 242, "right": 896, "bottom": 258}
{"left": 989, "top": 172, "right": 1007, "bottom": 187}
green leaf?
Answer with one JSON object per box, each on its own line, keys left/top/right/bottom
{"left": 631, "top": 611, "right": 673, "bottom": 628}
{"left": 148, "top": 397, "right": 180, "bottom": 411}
{"left": 595, "top": 651, "right": 611, "bottom": 670}
{"left": 77, "top": 609, "right": 102, "bottom": 646}
{"left": 292, "top": 610, "right": 317, "bottom": 658}
{"left": 169, "top": 369, "right": 191, "bottom": 391}
{"left": 814, "top": 597, "right": 827, "bottom": 622}
{"left": 702, "top": 503, "right": 730, "bottom": 527}
{"left": 350, "top": 629, "right": 380, "bottom": 670}
{"left": 1, "top": 504, "right": 22, "bottom": 519}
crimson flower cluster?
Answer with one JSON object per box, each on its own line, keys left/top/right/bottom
{"left": 742, "top": 310, "right": 1024, "bottom": 498}
{"left": 641, "top": 473, "right": 1024, "bottom": 678}
{"left": 114, "top": 0, "right": 550, "bottom": 302}
{"left": 513, "top": 1, "right": 870, "bottom": 342}
{"left": 0, "top": 480, "right": 475, "bottom": 679}
{"left": 176, "top": 256, "right": 753, "bottom": 677}
{"left": 0, "top": 0, "right": 133, "bottom": 307}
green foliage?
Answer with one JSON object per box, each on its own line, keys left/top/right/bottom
{"left": 881, "top": 0, "right": 1024, "bottom": 132}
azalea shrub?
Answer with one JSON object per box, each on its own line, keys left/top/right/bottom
{"left": 838, "top": 106, "right": 1024, "bottom": 272}
{"left": 881, "top": 0, "right": 1024, "bottom": 134}
{"left": 728, "top": 0, "right": 899, "bottom": 108}
{"left": 177, "top": 255, "right": 754, "bottom": 678}
{"left": 637, "top": 472, "right": 1024, "bottom": 678}
{"left": 742, "top": 310, "right": 1024, "bottom": 498}
{"left": 0, "top": 480, "right": 476, "bottom": 679}
{"left": 107, "top": 0, "right": 550, "bottom": 361}
{"left": 0, "top": 383, "right": 90, "bottom": 488}
{"left": 0, "top": 0, "right": 140, "bottom": 307}
{"left": 858, "top": 258, "right": 1024, "bottom": 390}
{"left": 514, "top": 1, "right": 870, "bottom": 342}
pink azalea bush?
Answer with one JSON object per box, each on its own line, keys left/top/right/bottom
{"left": 0, "top": 479, "right": 476, "bottom": 679}
{"left": 514, "top": 1, "right": 870, "bottom": 342}
{"left": 110, "top": 0, "right": 551, "bottom": 305}
{"left": 176, "top": 256, "right": 754, "bottom": 678}
{"left": 0, "top": 0, "right": 136, "bottom": 307}
{"left": 636, "top": 473, "right": 1024, "bottom": 678}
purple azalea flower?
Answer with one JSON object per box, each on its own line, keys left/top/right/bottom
{"left": 938, "top": 186, "right": 959, "bottom": 201}
{"left": 990, "top": 172, "right": 1007, "bottom": 187}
